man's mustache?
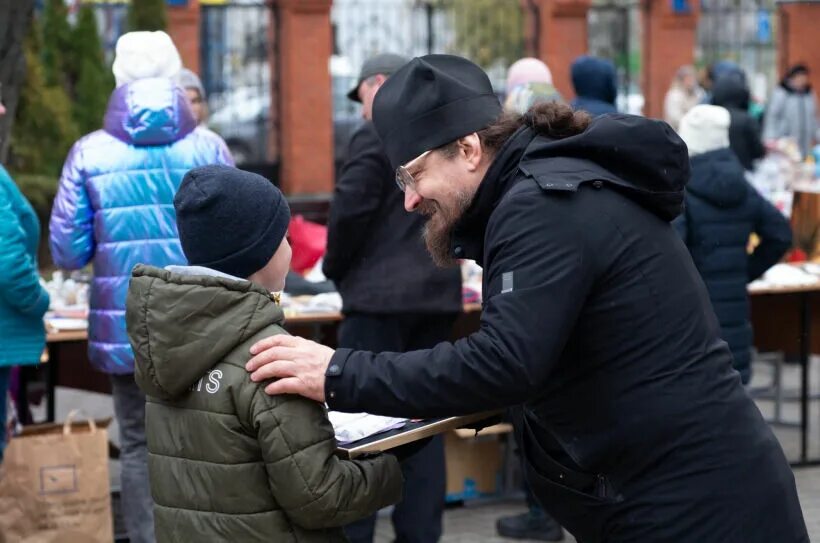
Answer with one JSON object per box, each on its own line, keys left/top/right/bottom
{"left": 417, "top": 199, "right": 440, "bottom": 217}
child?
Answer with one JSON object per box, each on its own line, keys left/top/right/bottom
{"left": 126, "top": 165, "right": 402, "bottom": 542}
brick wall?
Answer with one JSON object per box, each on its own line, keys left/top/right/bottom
{"left": 641, "top": 0, "right": 699, "bottom": 120}
{"left": 778, "top": 2, "right": 820, "bottom": 93}
{"left": 167, "top": 1, "right": 200, "bottom": 73}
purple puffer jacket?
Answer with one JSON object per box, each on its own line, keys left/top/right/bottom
{"left": 49, "top": 78, "right": 234, "bottom": 374}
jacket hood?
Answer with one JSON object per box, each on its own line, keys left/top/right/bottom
{"left": 104, "top": 77, "right": 196, "bottom": 146}
{"left": 710, "top": 61, "right": 744, "bottom": 84}
{"left": 126, "top": 264, "right": 284, "bottom": 400}
{"left": 712, "top": 75, "right": 750, "bottom": 111}
{"left": 571, "top": 56, "right": 617, "bottom": 104}
{"left": 520, "top": 114, "right": 689, "bottom": 220}
{"left": 686, "top": 148, "right": 748, "bottom": 207}
{"left": 780, "top": 64, "right": 812, "bottom": 94}
{"left": 452, "top": 114, "right": 689, "bottom": 263}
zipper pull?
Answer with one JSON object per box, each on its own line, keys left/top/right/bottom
{"left": 595, "top": 474, "right": 608, "bottom": 499}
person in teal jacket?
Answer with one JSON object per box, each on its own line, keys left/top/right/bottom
{"left": 0, "top": 105, "right": 51, "bottom": 461}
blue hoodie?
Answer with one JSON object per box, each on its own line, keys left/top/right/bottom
{"left": 570, "top": 56, "right": 618, "bottom": 117}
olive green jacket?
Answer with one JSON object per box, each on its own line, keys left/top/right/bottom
{"left": 126, "top": 264, "right": 402, "bottom": 542}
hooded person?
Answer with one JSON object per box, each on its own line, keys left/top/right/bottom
{"left": 675, "top": 105, "right": 792, "bottom": 384}
{"left": 126, "top": 165, "right": 403, "bottom": 542}
{"left": 764, "top": 64, "right": 818, "bottom": 158}
{"left": 711, "top": 73, "right": 765, "bottom": 170}
{"left": 244, "top": 54, "right": 808, "bottom": 543}
{"left": 504, "top": 57, "right": 563, "bottom": 115}
{"left": 570, "top": 55, "right": 618, "bottom": 117}
{"left": 49, "top": 30, "right": 234, "bottom": 543}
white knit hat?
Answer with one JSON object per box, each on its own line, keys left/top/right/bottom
{"left": 678, "top": 105, "right": 731, "bottom": 156}
{"left": 112, "top": 31, "right": 182, "bottom": 87}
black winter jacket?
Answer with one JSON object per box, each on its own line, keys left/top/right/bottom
{"left": 674, "top": 148, "right": 792, "bottom": 383}
{"left": 325, "top": 115, "right": 807, "bottom": 543}
{"left": 323, "top": 122, "right": 462, "bottom": 315}
{"left": 712, "top": 76, "right": 766, "bottom": 170}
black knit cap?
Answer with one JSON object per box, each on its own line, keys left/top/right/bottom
{"left": 372, "top": 54, "right": 502, "bottom": 169}
{"left": 174, "top": 165, "right": 290, "bottom": 278}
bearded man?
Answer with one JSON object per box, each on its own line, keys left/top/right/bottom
{"left": 322, "top": 52, "right": 462, "bottom": 543}
{"left": 246, "top": 55, "right": 808, "bottom": 543}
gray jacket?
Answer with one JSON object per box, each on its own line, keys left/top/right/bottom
{"left": 763, "top": 85, "right": 817, "bottom": 157}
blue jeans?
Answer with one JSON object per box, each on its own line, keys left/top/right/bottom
{"left": 0, "top": 367, "right": 9, "bottom": 463}
{"left": 111, "top": 374, "right": 155, "bottom": 543}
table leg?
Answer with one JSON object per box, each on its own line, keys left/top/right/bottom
{"left": 17, "top": 366, "right": 30, "bottom": 425}
{"left": 46, "top": 344, "right": 58, "bottom": 423}
{"left": 792, "top": 292, "right": 820, "bottom": 468}
{"left": 800, "top": 293, "right": 809, "bottom": 464}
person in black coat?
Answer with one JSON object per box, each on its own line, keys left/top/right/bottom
{"left": 569, "top": 55, "right": 618, "bottom": 117}
{"left": 247, "top": 56, "right": 808, "bottom": 543}
{"left": 711, "top": 74, "right": 766, "bottom": 170}
{"left": 675, "top": 104, "right": 792, "bottom": 384}
{"left": 322, "top": 53, "right": 462, "bottom": 543}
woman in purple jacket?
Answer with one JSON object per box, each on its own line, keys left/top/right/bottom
{"left": 49, "top": 31, "right": 233, "bottom": 543}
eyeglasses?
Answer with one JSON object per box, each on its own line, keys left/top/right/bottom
{"left": 395, "top": 150, "right": 431, "bottom": 193}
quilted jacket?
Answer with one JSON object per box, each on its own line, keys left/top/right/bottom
{"left": 49, "top": 78, "right": 233, "bottom": 373}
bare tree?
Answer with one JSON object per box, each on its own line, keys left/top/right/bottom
{"left": 0, "top": 0, "right": 35, "bottom": 162}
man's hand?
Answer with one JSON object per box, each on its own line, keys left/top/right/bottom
{"left": 246, "top": 334, "right": 335, "bottom": 402}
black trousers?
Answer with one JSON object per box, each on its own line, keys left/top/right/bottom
{"left": 339, "top": 312, "right": 457, "bottom": 543}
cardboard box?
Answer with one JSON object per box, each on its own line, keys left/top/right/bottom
{"left": 445, "top": 429, "right": 504, "bottom": 502}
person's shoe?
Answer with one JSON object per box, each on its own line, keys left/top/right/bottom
{"left": 496, "top": 510, "right": 564, "bottom": 541}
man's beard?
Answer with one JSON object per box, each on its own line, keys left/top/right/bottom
{"left": 418, "top": 189, "right": 474, "bottom": 267}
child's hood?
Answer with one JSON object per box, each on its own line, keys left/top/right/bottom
{"left": 126, "top": 263, "right": 285, "bottom": 400}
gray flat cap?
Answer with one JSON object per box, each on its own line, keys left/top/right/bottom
{"left": 347, "top": 53, "right": 409, "bottom": 103}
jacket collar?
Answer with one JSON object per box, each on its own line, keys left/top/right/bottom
{"left": 450, "top": 125, "right": 537, "bottom": 265}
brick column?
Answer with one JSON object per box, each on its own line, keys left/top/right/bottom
{"left": 531, "top": 0, "right": 591, "bottom": 100}
{"left": 167, "top": 0, "right": 201, "bottom": 73}
{"left": 640, "top": 0, "right": 699, "bottom": 120}
{"left": 273, "top": 0, "right": 334, "bottom": 195}
{"left": 777, "top": 1, "right": 820, "bottom": 92}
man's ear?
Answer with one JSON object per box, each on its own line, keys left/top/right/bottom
{"left": 458, "top": 133, "right": 483, "bottom": 172}
{"left": 372, "top": 74, "right": 388, "bottom": 91}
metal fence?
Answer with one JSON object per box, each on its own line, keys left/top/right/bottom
{"left": 698, "top": 0, "right": 778, "bottom": 100}
{"left": 331, "top": 0, "right": 532, "bottom": 93}
{"left": 200, "top": 2, "right": 274, "bottom": 165}
{"left": 588, "top": 1, "right": 642, "bottom": 114}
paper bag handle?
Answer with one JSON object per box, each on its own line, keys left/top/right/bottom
{"left": 63, "top": 409, "right": 97, "bottom": 435}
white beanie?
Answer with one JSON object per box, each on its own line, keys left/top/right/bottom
{"left": 678, "top": 105, "right": 731, "bottom": 156}
{"left": 112, "top": 31, "right": 182, "bottom": 87}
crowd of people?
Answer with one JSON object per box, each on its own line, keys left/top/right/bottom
{"left": 0, "top": 24, "right": 817, "bottom": 543}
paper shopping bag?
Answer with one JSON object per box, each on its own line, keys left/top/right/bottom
{"left": 0, "top": 411, "right": 113, "bottom": 542}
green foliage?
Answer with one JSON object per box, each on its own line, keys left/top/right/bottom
{"left": 15, "top": 173, "right": 59, "bottom": 221}
{"left": 128, "top": 0, "right": 168, "bottom": 32}
{"left": 10, "top": 3, "right": 112, "bottom": 174}
{"left": 41, "top": 0, "right": 72, "bottom": 87}
{"left": 70, "top": 5, "right": 113, "bottom": 133}
{"left": 437, "top": 0, "right": 524, "bottom": 70}
{"left": 74, "top": 57, "right": 111, "bottom": 134}
{"left": 10, "top": 25, "right": 79, "bottom": 177}
{"left": 14, "top": 172, "right": 60, "bottom": 268}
